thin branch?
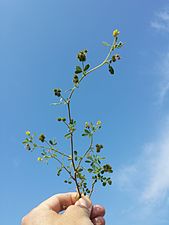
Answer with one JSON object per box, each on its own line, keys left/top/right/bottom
{"left": 67, "top": 100, "right": 82, "bottom": 198}
{"left": 52, "top": 156, "right": 75, "bottom": 181}
{"left": 44, "top": 141, "right": 70, "bottom": 158}
{"left": 77, "top": 135, "right": 93, "bottom": 169}
{"left": 89, "top": 179, "right": 97, "bottom": 198}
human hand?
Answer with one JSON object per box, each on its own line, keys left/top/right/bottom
{"left": 21, "top": 192, "right": 105, "bottom": 225}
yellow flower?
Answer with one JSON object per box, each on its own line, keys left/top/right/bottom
{"left": 37, "top": 157, "right": 42, "bottom": 161}
{"left": 26, "top": 130, "right": 31, "bottom": 135}
{"left": 113, "top": 29, "right": 120, "bottom": 37}
{"left": 97, "top": 120, "right": 102, "bottom": 126}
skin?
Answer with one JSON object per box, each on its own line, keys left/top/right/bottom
{"left": 21, "top": 192, "right": 105, "bottom": 225}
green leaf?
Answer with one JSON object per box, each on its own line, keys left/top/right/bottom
{"left": 117, "top": 41, "right": 124, "bottom": 48}
{"left": 64, "top": 133, "right": 71, "bottom": 139}
{"left": 82, "top": 133, "right": 88, "bottom": 136}
{"left": 84, "top": 64, "right": 90, "bottom": 71}
{"left": 75, "top": 66, "right": 82, "bottom": 74}
{"left": 88, "top": 168, "right": 93, "bottom": 173}
{"left": 108, "top": 65, "right": 114, "bottom": 75}
{"left": 74, "top": 150, "right": 77, "bottom": 155}
{"left": 102, "top": 41, "right": 111, "bottom": 47}
{"left": 84, "top": 129, "right": 90, "bottom": 134}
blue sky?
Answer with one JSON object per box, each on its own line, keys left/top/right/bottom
{"left": 1, "top": 0, "right": 169, "bottom": 224}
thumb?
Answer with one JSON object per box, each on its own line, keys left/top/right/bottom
{"left": 65, "top": 196, "right": 92, "bottom": 220}
{"left": 75, "top": 196, "right": 92, "bottom": 216}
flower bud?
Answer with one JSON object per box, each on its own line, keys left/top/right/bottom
{"left": 113, "top": 29, "right": 120, "bottom": 37}
{"left": 96, "top": 120, "right": 101, "bottom": 126}
{"left": 37, "top": 157, "right": 42, "bottom": 161}
{"left": 25, "top": 130, "right": 31, "bottom": 136}
{"left": 85, "top": 122, "right": 90, "bottom": 129}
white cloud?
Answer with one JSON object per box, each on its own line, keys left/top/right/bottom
{"left": 151, "top": 10, "right": 169, "bottom": 32}
{"left": 158, "top": 51, "right": 169, "bottom": 103}
{"left": 150, "top": 9, "right": 169, "bottom": 103}
{"left": 115, "top": 119, "right": 169, "bottom": 224}
{"left": 117, "top": 120, "right": 169, "bottom": 204}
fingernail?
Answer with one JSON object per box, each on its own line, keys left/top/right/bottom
{"left": 95, "top": 218, "right": 102, "bottom": 225}
{"left": 75, "top": 197, "right": 92, "bottom": 212}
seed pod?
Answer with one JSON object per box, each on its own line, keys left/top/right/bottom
{"left": 77, "top": 50, "right": 87, "bottom": 62}
{"left": 115, "top": 54, "right": 121, "bottom": 60}
{"left": 73, "top": 74, "right": 79, "bottom": 84}
{"left": 96, "top": 144, "right": 103, "bottom": 153}
{"left": 54, "top": 88, "right": 61, "bottom": 97}
{"left": 39, "top": 134, "right": 45, "bottom": 142}
{"left": 103, "top": 164, "right": 113, "bottom": 173}
{"left": 112, "top": 55, "right": 116, "bottom": 62}
{"left": 26, "top": 143, "right": 31, "bottom": 151}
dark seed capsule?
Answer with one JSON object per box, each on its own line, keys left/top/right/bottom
{"left": 39, "top": 134, "right": 45, "bottom": 142}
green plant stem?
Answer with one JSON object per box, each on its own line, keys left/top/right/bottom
{"left": 89, "top": 179, "right": 97, "bottom": 198}
{"left": 63, "top": 38, "right": 117, "bottom": 198}
{"left": 67, "top": 100, "right": 81, "bottom": 198}
{"left": 77, "top": 135, "right": 93, "bottom": 169}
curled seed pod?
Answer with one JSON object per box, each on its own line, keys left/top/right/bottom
{"left": 96, "top": 144, "right": 103, "bottom": 153}
{"left": 54, "top": 88, "right": 61, "bottom": 97}
{"left": 26, "top": 143, "right": 31, "bottom": 151}
{"left": 39, "top": 134, "right": 45, "bottom": 142}
{"left": 115, "top": 54, "right": 121, "bottom": 60}
{"left": 103, "top": 164, "right": 113, "bottom": 173}
{"left": 111, "top": 55, "right": 116, "bottom": 62}
{"left": 73, "top": 74, "right": 79, "bottom": 85}
{"left": 77, "top": 49, "right": 87, "bottom": 62}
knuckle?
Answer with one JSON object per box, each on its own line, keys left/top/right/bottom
{"left": 21, "top": 207, "right": 38, "bottom": 225}
{"left": 21, "top": 215, "right": 29, "bottom": 225}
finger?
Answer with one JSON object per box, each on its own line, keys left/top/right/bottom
{"left": 90, "top": 205, "right": 105, "bottom": 219}
{"left": 39, "top": 192, "right": 79, "bottom": 213}
{"left": 64, "top": 196, "right": 93, "bottom": 223}
{"left": 74, "top": 195, "right": 92, "bottom": 216}
{"left": 92, "top": 216, "right": 105, "bottom": 225}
